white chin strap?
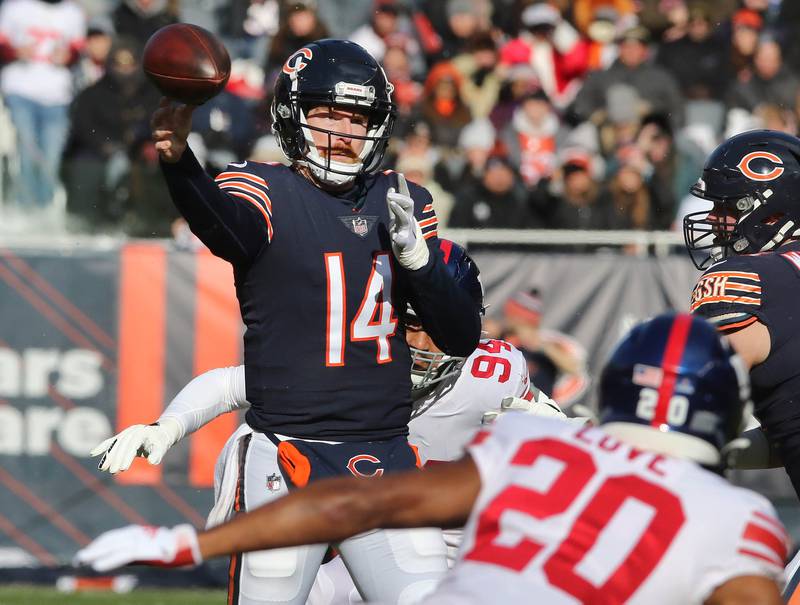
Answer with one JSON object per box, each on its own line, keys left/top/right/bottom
{"left": 302, "top": 158, "right": 361, "bottom": 187}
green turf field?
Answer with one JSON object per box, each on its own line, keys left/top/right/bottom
{"left": 0, "top": 586, "right": 226, "bottom": 604}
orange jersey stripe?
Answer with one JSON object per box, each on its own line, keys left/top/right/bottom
{"left": 215, "top": 171, "right": 268, "bottom": 188}
{"left": 226, "top": 191, "right": 274, "bottom": 241}
{"left": 419, "top": 217, "right": 438, "bottom": 228}
{"left": 691, "top": 296, "right": 760, "bottom": 310}
{"left": 717, "top": 316, "right": 758, "bottom": 333}
{"left": 220, "top": 181, "right": 273, "bottom": 214}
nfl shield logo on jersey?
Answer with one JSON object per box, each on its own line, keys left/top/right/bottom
{"left": 266, "top": 473, "right": 282, "bottom": 491}
{"left": 339, "top": 215, "right": 377, "bottom": 238}
{"left": 353, "top": 217, "right": 368, "bottom": 236}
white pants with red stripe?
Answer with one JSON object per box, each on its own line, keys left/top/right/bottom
{"left": 212, "top": 427, "right": 448, "bottom": 605}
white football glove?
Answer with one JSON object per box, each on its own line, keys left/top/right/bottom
{"left": 387, "top": 172, "right": 429, "bottom": 271}
{"left": 90, "top": 417, "right": 183, "bottom": 474}
{"left": 482, "top": 393, "right": 567, "bottom": 425}
{"left": 74, "top": 524, "right": 201, "bottom": 572}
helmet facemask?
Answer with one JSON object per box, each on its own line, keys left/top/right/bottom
{"left": 272, "top": 81, "right": 395, "bottom": 188}
{"left": 409, "top": 346, "right": 465, "bottom": 392}
{"left": 683, "top": 185, "right": 796, "bottom": 270}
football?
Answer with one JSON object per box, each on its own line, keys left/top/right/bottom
{"left": 142, "top": 23, "right": 231, "bottom": 106}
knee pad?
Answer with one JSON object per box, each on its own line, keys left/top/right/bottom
{"left": 386, "top": 528, "right": 448, "bottom": 574}
{"left": 246, "top": 547, "right": 299, "bottom": 578}
{"left": 396, "top": 578, "right": 440, "bottom": 605}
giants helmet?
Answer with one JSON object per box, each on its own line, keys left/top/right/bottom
{"left": 271, "top": 39, "right": 396, "bottom": 187}
{"left": 684, "top": 129, "right": 800, "bottom": 269}
{"left": 598, "top": 313, "right": 750, "bottom": 468}
{"left": 409, "top": 239, "right": 484, "bottom": 391}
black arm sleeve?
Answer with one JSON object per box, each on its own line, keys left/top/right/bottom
{"left": 160, "top": 149, "right": 268, "bottom": 264}
{"left": 404, "top": 241, "right": 482, "bottom": 357}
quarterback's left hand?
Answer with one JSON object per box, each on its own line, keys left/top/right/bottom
{"left": 74, "top": 524, "right": 201, "bottom": 572}
{"left": 482, "top": 393, "right": 567, "bottom": 425}
{"left": 387, "top": 173, "right": 429, "bottom": 271}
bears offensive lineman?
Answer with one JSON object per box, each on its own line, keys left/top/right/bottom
{"left": 684, "top": 129, "right": 800, "bottom": 600}
{"left": 132, "top": 38, "right": 482, "bottom": 604}
{"left": 78, "top": 314, "right": 787, "bottom": 604}
{"left": 684, "top": 130, "right": 800, "bottom": 489}
{"left": 91, "top": 241, "right": 564, "bottom": 603}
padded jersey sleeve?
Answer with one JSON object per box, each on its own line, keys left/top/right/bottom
{"left": 690, "top": 256, "right": 764, "bottom": 333}
{"left": 158, "top": 365, "right": 249, "bottom": 440}
{"left": 399, "top": 178, "right": 482, "bottom": 357}
{"left": 160, "top": 150, "right": 271, "bottom": 264}
{"left": 693, "top": 492, "right": 788, "bottom": 602}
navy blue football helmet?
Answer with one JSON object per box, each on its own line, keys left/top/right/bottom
{"left": 598, "top": 313, "right": 750, "bottom": 468}
{"left": 408, "top": 239, "right": 484, "bottom": 391}
{"left": 684, "top": 129, "right": 800, "bottom": 269}
{"left": 271, "top": 39, "right": 396, "bottom": 187}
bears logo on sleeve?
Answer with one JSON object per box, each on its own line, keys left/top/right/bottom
{"left": 690, "top": 269, "right": 762, "bottom": 333}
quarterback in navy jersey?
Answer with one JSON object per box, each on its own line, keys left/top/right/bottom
{"left": 150, "top": 39, "right": 480, "bottom": 441}
{"left": 685, "top": 129, "right": 800, "bottom": 498}
{"left": 144, "top": 39, "right": 480, "bottom": 604}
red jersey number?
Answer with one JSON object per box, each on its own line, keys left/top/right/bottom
{"left": 470, "top": 340, "right": 512, "bottom": 383}
{"left": 465, "top": 438, "right": 686, "bottom": 604}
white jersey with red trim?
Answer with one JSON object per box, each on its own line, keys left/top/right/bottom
{"left": 408, "top": 338, "right": 531, "bottom": 465}
{"left": 425, "top": 414, "right": 788, "bottom": 605}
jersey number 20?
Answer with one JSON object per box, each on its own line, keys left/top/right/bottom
{"left": 465, "top": 438, "right": 686, "bottom": 603}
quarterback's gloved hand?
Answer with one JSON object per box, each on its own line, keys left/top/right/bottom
{"left": 90, "top": 417, "right": 183, "bottom": 474}
{"left": 387, "top": 172, "right": 429, "bottom": 271}
{"left": 482, "top": 393, "right": 567, "bottom": 425}
{"left": 74, "top": 524, "right": 201, "bottom": 572}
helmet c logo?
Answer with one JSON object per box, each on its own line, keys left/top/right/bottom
{"left": 736, "top": 151, "right": 784, "bottom": 181}
{"left": 347, "top": 454, "right": 384, "bottom": 478}
{"left": 282, "top": 48, "right": 313, "bottom": 76}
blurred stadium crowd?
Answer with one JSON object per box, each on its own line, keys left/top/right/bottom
{"left": 0, "top": 0, "right": 798, "bottom": 238}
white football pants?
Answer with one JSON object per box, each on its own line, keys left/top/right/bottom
{"left": 212, "top": 426, "right": 448, "bottom": 605}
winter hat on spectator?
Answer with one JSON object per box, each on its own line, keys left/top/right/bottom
{"left": 447, "top": 0, "right": 474, "bottom": 17}
{"left": 288, "top": 0, "right": 317, "bottom": 11}
{"left": 458, "top": 118, "right": 496, "bottom": 151}
{"left": 124, "top": 0, "right": 168, "bottom": 16}
{"left": 522, "top": 3, "right": 560, "bottom": 27}
{"left": 617, "top": 24, "right": 651, "bottom": 44}
{"left": 504, "top": 289, "right": 544, "bottom": 325}
{"left": 87, "top": 15, "right": 115, "bottom": 37}
{"left": 485, "top": 153, "right": 515, "bottom": 172}
{"left": 375, "top": 0, "right": 401, "bottom": 14}
{"left": 396, "top": 154, "right": 432, "bottom": 182}
{"left": 560, "top": 147, "right": 604, "bottom": 180}
{"left": 588, "top": 7, "right": 618, "bottom": 43}
{"left": 732, "top": 8, "right": 763, "bottom": 31}
{"left": 521, "top": 87, "right": 550, "bottom": 104}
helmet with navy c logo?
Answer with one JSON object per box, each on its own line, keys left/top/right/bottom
{"left": 684, "top": 129, "right": 800, "bottom": 269}
{"left": 271, "top": 39, "right": 396, "bottom": 187}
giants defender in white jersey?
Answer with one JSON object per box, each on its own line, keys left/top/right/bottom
{"left": 408, "top": 337, "right": 532, "bottom": 465}
{"left": 436, "top": 415, "right": 785, "bottom": 604}
{"left": 78, "top": 314, "right": 786, "bottom": 604}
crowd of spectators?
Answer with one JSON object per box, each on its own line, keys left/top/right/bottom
{"left": 1, "top": 0, "right": 799, "bottom": 238}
